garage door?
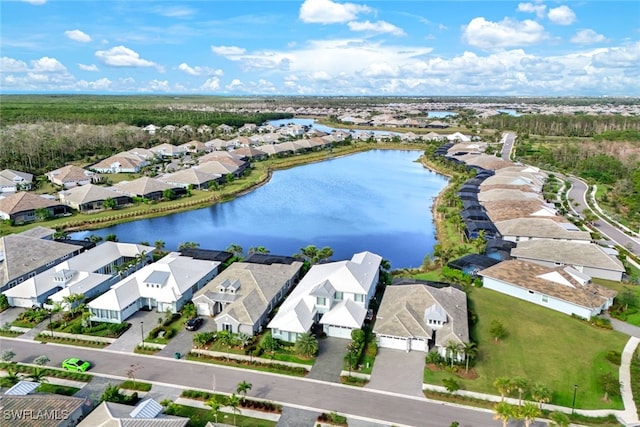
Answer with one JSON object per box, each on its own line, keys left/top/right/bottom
{"left": 197, "top": 303, "right": 210, "bottom": 316}
{"left": 410, "top": 338, "right": 427, "bottom": 352}
{"left": 378, "top": 335, "right": 408, "bottom": 351}
{"left": 325, "top": 325, "right": 353, "bottom": 339}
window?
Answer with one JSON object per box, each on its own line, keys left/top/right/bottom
{"left": 334, "top": 291, "right": 343, "bottom": 301}
{"left": 316, "top": 297, "right": 326, "bottom": 306}
{"left": 272, "top": 328, "right": 279, "bottom": 335}
{"left": 223, "top": 323, "right": 232, "bottom": 333}
{"left": 542, "top": 295, "right": 548, "bottom": 303}
{"left": 354, "top": 294, "right": 364, "bottom": 302}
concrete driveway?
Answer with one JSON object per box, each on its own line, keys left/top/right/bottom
{"left": 366, "top": 348, "right": 425, "bottom": 396}
{"left": 156, "top": 317, "right": 215, "bottom": 359}
{"left": 106, "top": 309, "right": 163, "bottom": 352}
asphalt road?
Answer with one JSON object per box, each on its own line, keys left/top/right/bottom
{"left": 1, "top": 338, "right": 501, "bottom": 427}
{"left": 567, "top": 176, "right": 639, "bottom": 256}
{"left": 501, "top": 132, "right": 516, "bottom": 160}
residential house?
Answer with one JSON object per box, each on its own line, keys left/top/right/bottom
{"left": 88, "top": 252, "right": 221, "bottom": 323}
{"left": 150, "top": 143, "right": 187, "bottom": 158}
{"left": 79, "top": 399, "right": 188, "bottom": 427}
{"left": 268, "top": 251, "right": 382, "bottom": 342}
{"left": 0, "top": 192, "right": 70, "bottom": 224}
{"left": 479, "top": 259, "right": 616, "bottom": 319}
{"left": 510, "top": 240, "right": 625, "bottom": 281}
{"left": 0, "top": 395, "right": 89, "bottom": 427}
{"left": 231, "top": 146, "right": 268, "bottom": 161}
{"left": 143, "top": 124, "right": 160, "bottom": 135}
{"left": 46, "top": 165, "right": 99, "bottom": 189}
{"left": 216, "top": 124, "right": 234, "bottom": 134}
{"left": 0, "top": 233, "right": 83, "bottom": 292}
{"left": 197, "top": 124, "right": 213, "bottom": 135}
{"left": 495, "top": 218, "right": 592, "bottom": 243}
{"left": 159, "top": 168, "right": 221, "bottom": 190}
{"left": 374, "top": 281, "right": 469, "bottom": 356}
{"left": 0, "top": 169, "right": 33, "bottom": 192}
{"left": 91, "top": 152, "right": 150, "bottom": 173}
{"left": 112, "top": 177, "right": 186, "bottom": 201}
{"left": 3, "top": 242, "right": 153, "bottom": 308}
{"left": 59, "top": 184, "right": 132, "bottom": 211}
{"left": 193, "top": 258, "right": 303, "bottom": 335}
{"left": 478, "top": 189, "right": 543, "bottom": 203}
{"left": 180, "top": 140, "right": 209, "bottom": 154}
{"left": 238, "top": 123, "right": 258, "bottom": 134}
{"left": 482, "top": 200, "right": 558, "bottom": 223}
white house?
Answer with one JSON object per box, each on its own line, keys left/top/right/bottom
{"left": 268, "top": 251, "right": 382, "bottom": 342}
{"left": 88, "top": 252, "right": 221, "bottom": 323}
{"left": 0, "top": 169, "right": 33, "bottom": 193}
{"left": 478, "top": 259, "right": 617, "bottom": 319}
{"left": 192, "top": 259, "right": 303, "bottom": 335}
{"left": 3, "top": 242, "right": 153, "bottom": 308}
{"left": 510, "top": 240, "right": 625, "bottom": 282}
{"left": 374, "top": 282, "right": 469, "bottom": 356}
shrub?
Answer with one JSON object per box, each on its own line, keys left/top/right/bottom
{"left": 605, "top": 350, "right": 622, "bottom": 366}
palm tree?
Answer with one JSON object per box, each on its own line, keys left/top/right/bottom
{"left": 511, "top": 376, "right": 528, "bottom": 406}
{"left": 518, "top": 402, "right": 541, "bottom": 427}
{"left": 493, "top": 401, "right": 515, "bottom": 427}
{"left": 236, "top": 380, "right": 252, "bottom": 402}
{"left": 226, "top": 244, "right": 244, "bottom": 260}
{"left": 247, "top": 246, "right": 270, "bottom": 256}
{"left": 493, "top": 377, "right": 512, "bottom": 401}
{"left": 294, "top": 332, "right": 319, "bottom": 358}
{"left": 27, "top": 367, "right": 48, "bottom": 383}
{"left": 205, "top": 398, "right": 221, "bottom": 423}
{"left": 62, "top": 293, "right": 85, "bottom": 316}
{"left": 445, "top": 341, "right": 461, "bottom": 368}
{"left": 530, "top": 382, "right": 551, "bottom": 409}
{"left": 226, "top": 393, "right": 241, "bottom": 425}
{"left": 154, "top": 240, "right": 166, "bottom": 252}
{"left": 462, "top": 342, "right": 477, "bottom": 374}
{"left": 217, "top": 330, "right": 233, "bottom": 361}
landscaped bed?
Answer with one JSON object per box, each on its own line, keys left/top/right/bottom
{"left": 36, "top": 333, "right": 109, "bottom": 348}
{"left": 186, "top": 352, "right": 308, "bottom": 377}
{"left": 164, "top": 403, "right": 276, "bottom": 427}
{"left": 0, "top": 362, "right": 92, "bottom": 382}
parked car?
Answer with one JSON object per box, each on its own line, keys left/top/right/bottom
{"left": 62, "top": 358, "right": 91, "bottom": 372}
{"left": 185, "top": 317, "right": 203, "bottom": 331}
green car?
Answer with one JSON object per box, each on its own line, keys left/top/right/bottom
{"left": 61, "top": 358, "right": 91, "bottom": 372}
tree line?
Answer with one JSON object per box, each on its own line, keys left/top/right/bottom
{"left": 483, "top": 114, "right": 640, "bottom": 138}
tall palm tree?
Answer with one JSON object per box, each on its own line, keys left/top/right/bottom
{"left": 518, "top": 402, "right": 541, "bottom": 427}
{"left": 493, "top": 377, "right": 512, "bottom": 401}
{"left": 154, "top": 240, "right": 165, "bottom": 252}
{"left": 445, "top": 341, "right": 461, "bottom": 368}
{"left": 493, "top": 401, "right": 515, "bottom": 427}
{"left": 530, "top": 382, "right": 551, "bottom": 409}
{"left": 226, "top": 393, "right": 241, "bottom": 425}
{"left": 27, "top": 367, "right": 48, "bottom": 383}
{"left": 511, "top": 376, "right": 528, "bottom": 406}
{"left": 462, "top": 342, "right": 477, "bottom": 374}
{"left": 205, "top": 398, "right": 221, "bottom": 423}
{"left": 236, "top": 380, "right": 252, "bottom": 403}
{"left": 226, "top": 244, "right": 244, "bottom": 260}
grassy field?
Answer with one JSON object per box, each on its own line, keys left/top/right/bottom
{"left": 426, "top": 287, "right": 627, "bottom": 410}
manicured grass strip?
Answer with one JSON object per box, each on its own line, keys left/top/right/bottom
{"left": 134, "top": 345, "right": 161, "bottom": 355}
{"left": 460, "top": 287, "right": 627, "bottom": 410}
{"left": 165, "top": 403, "right": 276, "bottom": 427}
{"left": 0, "top": 330, "right": 23, "bottom": 337}
{"left": 36, "top": 383, "right": 80, "bottom": 396}
{"left": 340, "top": 376, "right": 368, "bottom": 387}
{"left": 631, "top": 348, "right": 640, "bottom": 419}
{"left": 0, "top": 362, "right": 92, "bottom": 382}
{"left": 423, "top": 390, "right": 621, "bottom": 426}
{"left": 269, "top": 352, "right": 314, "bottom": 366}
{"left": 120, "top": 380, "right": 152, "bottom": 392}
{"left": 186, "top": 352, "right": 307, "bottom": 377}
{"left": 36, "top": 333, "right": 109, "bottom": 348}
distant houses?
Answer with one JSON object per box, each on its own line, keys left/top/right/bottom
{"left": 0, "top": 192, "right": 70, "bottom": 224}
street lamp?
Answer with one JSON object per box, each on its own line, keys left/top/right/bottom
{"left": 572, "top": 384, "right": 578, "bottom": 414}
{"left": 48, "top": 309, "right": 54, "bottom": 338}
{"left": 140, "top": 321, "right": 144, "bottom": 346}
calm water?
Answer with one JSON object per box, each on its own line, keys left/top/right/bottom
{"left": 72, "top": 150, "right": 448, "bottom": 268}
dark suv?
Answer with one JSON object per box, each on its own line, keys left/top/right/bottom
{"left": 185, "top": 317, "right": 203, "bottom": 331}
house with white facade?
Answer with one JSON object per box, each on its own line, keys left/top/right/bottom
{"left": 510, "top": 240, "right": 625, "bottom": 282}
{"left": 0, "top": 169, "right": 33, "bottom": 193}
{"left": 88, "top": 252, "right": 221, "bottom": 323}
{"left": 46, "top": 165, "right": 100, "bottom": 189}
{"left": 268, "top": 251, "right": 382, "bottom": 342}
{"left": 193, "top": 258, "right": 303, "bottom": 335}
{"left": 374, "top": 281, "right": 469, "bottom": 356}
{"left": 3, "top": 242, "right": 153, "bottom": 308}
{"left": 478, "top": 259, "right": 616, "bottom": 319}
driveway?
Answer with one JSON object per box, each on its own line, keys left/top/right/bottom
{"left": 0, "top": 307, "right": 25, "bottom": 327}
{"left": 106, "top": 309, "right": 162, "bottom": 352}
{"left": 307, "top": 337, "right": 348, "bottom": 382}
{"left": 155, "top": 317, "right": 215, "bottom": 359}
{"left": 366, "top": 348, "right": 425, "bottom": 396}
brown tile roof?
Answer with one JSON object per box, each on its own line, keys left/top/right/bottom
{"left": 479, "top": 260, "right": 616, "bottom": 309}
{"left": 495, "top": 218, "right": 592, "bottom": 241}
{"left": 0, "top": 394, "right": 88, "bottom": 427}
{"left": 482, "top": 200, "right": 561, "bottom": 222}
{"left": 46, "top": 165, "right": 95, "bottom": 184}
{"left": 0, "top": 192, "right": 62, "bottom": 215}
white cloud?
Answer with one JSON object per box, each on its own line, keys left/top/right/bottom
{"left": 548, "top": 5, "right": 576, "bottom": 25}
{"left": 299, "top": 0, "right": 371, "bottom": 24}
{"left": 154, "top": 6, "right": 194, "bottom": 17}
{"left": 571, "top": 29, "right": 606, "bottom": 45}
{"left": 78, "top": 63, "right": 99, "bottom": 72}
{"left": 348, "top": 20, "right": 406, "bottom": 36}
{"left": 31, "top": 57, "right": 67, "bottom": 72}
{"left": 65, "top": 29, "right": 92, "bottom": 43}
{"left": 77, "top": 78, "right": 112, "bottom": 90}
{"left": 201, "top": 77, "right": 221, "bottom": 91}
{"left": 95, "top": 46, "right": 158, "bottom": 69}
{"left": 178, "top": 63, "right": 223, "bottom": 76}
{"left": 144, "top": 80, "right": 170, "bottom": 92}
{"left": 592, "top": 42, "right": 640, "bottom": 69}
{"left": 462, "top": 17, "right": 546, "bottom": 49}
{"left": 211, "top": 45, "right": 246, "bottom": 56}
{"left": 21, "top": 0, "right": 46, "bottom": 5}
{"left": 517, "top": 2, "right": 546, "bottom": 18}
{"left": 226, "top": 79, "right": 244, "bottom": 91}
{"left": 1, "top": 57, "right": 28, "bottom": 72}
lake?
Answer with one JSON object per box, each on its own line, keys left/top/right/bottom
{"left": 71, "top": 150, "right": 448, "bottom": 269}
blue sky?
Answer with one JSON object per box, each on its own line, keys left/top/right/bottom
{"left": 1, "top": 0, "right": 639, "bottom": 96}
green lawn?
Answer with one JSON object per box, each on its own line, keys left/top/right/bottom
{"left": 35, "top": 383, "right": 80, "bottom": 396}
{"left": 165, "top": 403, "right": 276, "bottom": 427}
{"left": 432, "top": 287, "right": 628, "bottom": 410}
